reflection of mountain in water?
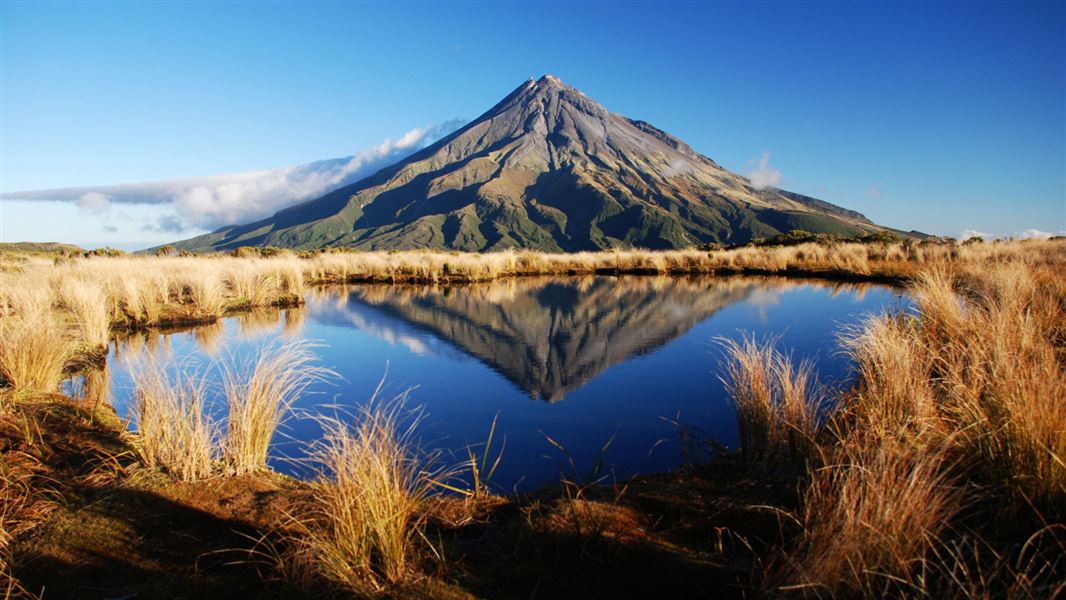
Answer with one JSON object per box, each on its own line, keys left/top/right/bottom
{"left": 309, "top": 293, "right": 472, "bottom": 362}
{"left": 312, "top": 277, "right": 759, "bottom": 401}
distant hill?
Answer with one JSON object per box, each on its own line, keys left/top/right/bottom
{"left": 172, "top": 75, "right": 901, "bottom": 252}
{"left": 0, "top": 242, "right": 83, "bottom": 255}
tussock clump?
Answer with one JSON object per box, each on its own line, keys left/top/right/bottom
{"left": 720, "top": 335, "right": 826, "bottom": 469}
{"left": 129, "top": 356, "right": 215, "bottom": 481}
{"left": 222, "top": 340, "right": 334, "bottom": 475}
{"left": 916, "top": 265, "right": 1066, "bottom": 507}
{"left": 723, "top": 257, "right": 1066, "bottom": 597}
{"left": 56, "top": 279, "right": 110, "bottom": 348}
{"left": 767, "top": 438, "right": 962, "bottom": 597}
{"left": 841, "top": 313, "right": 942, "bottom": 445}
{"left": 835, "top": 262, "right": 1065, "bottom": 507}
{"left": 226, "top": 264, "right": 280, "bottom": 308}
{"left": 0, "top": 300, "right": 71, "bottom": 395}
{"left": 733, "top": 257, "right": 1066, "bottom": 596}
{"left": 184, "top": 272, "right": 226, "bottom": 318}
{"left": 285, "top": 390, "right": 439, "bottom": 595}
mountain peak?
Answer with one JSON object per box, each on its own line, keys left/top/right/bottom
{"left": 172, "top": 76, "right": 890, "bottom": 253}
{"left": 536, "top": 74, "right": 564, "bottom": 87}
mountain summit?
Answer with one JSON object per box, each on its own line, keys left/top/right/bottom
{"left": 173, "top": 76, "right": 893, "bottom": 252}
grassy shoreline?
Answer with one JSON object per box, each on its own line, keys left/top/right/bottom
{"left": 2, "top": 238, "right": 1059, "bottom": 343}
{"left": 1, "top": 239, "right": 1063, "bottom": 598}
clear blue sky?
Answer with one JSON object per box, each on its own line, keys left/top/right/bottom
{"left": 1, "top": 1, "right": 1064, "bottom": 248}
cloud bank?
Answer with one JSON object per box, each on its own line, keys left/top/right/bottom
{"left": 3, "top": 120, "right": 465, "bottom": 232}
{"left": 961, "top": 228, "right": 1064, "bottom": 241}
{"left": 746, "top": 152, "right": 781, "bottom": 190}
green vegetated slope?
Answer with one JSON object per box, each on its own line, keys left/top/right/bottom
{"left": 172, "top": 75, "right": 897, "bottom": 253}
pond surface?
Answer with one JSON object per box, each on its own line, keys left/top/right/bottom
{"left": 74, "top": 276, "right": 908, "bottom": 491}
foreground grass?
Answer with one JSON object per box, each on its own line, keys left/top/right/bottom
{"left": 222, "top": 341, "right": 335, "bottom": 476}
{"left": 129, "top": 340, "right": 334, "bottom": 481}
{"left": 723, "top": 259, "right": 1065, "bottom": 597}
{"left": 0, "top": 289, "right": 71, "bottom": 395}
{"left": 0, "top": 239, "right": 1062, "bottom": 597}
{"left": 283, "top": 392, "right": 440, "bottom": 595}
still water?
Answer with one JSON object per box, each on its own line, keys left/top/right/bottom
{"left": 75, "top": 276, "right": 907, "bottom": 491}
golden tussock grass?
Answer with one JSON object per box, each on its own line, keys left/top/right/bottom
{"left": 129, "top": 356, "right": 215, "bottom": 481}
{"left": 285, "top": 390, "right": 439, "bottom": 595}
{"left": 768, "top": 436, "right": 962, "bottom": 597}
{"left": 840, "top": 314, "right": 942, "bottom": 445}
{"left": 720, "top": 335, "right": 825, "bottom": 469}
{"left": 55, "top": 279, "right": 110, "bottom": 349}
{"left": 222, "top": 340, "right": 334, "bottom": 476}
{"left": 914, "top": 264, "right": 1066, "bottom": 506}
{"left": 721, "top": 254, "right": 1066, "bottom": 597}
{"left": 0, "top": 238, "right": 1062, "bottom": 595}
{"left": 128, "top": 340, "right": 333, "bottom": 480}
{"left": 0, "top": 292, "right": 72, "bottom": 395}
{"left": 225, "top": 262, "right": 281, "bottom": 308}
{"left": 184, "top": 271, "right": 227, "bottom": 318}
{"left": 0, "top": 238, "right": 1061, "bottom": 367}
{"left": 840, "top": 263, "right": 1065, "bottom": 506}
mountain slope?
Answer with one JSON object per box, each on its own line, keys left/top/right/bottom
{"left": 172, "top": 75, "right": 891, "bottom": 252}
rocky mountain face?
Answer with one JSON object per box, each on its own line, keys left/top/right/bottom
{"left": 173, "top": 75, "right": 890, "bottom": 252}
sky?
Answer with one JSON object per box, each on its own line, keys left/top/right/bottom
{"left": 1, "top": 1, "right": 1064, "bottom": 250}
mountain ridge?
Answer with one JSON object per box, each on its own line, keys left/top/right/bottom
{"left": 171, "top": 75, "right": 898, "bottom": 252}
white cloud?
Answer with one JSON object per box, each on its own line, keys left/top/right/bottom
{"left": 866, "top": 183, "right": 882, "bottom": 198}
{"left": 3, "top": 120, "right": 465, "bottom": 232}
{"left": 77, "top": 192, "right": 111, "bottom": 213}
{"left": 1016, "top": 229, "right": 1061, "bottom": 240}
{"left": 661, "top": 157, "right": 691, "bottom": 177}
{"left": 961, "top": 228, "right": 1064, "bottom": 241}
{"left": 746, "top": 152, "right": 781, "bottom": 190}
{"left": 961, "top": 229, "right": 991, "bottom": 240}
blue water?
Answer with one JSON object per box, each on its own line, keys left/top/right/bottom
{"left": 83, "top": 276, "right": 907, "bottom": 492}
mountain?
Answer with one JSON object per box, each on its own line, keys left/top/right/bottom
{"left": 172, "top": 75, "right": 894, "bottom": 252}
{"left": 311, "top": 276, "right": 761, "bottom": 401}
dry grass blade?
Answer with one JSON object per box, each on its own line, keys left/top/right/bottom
{"left": 719, "top": 334, "right": 825, "bottom": 469}
{"left": 769, "top": 437, "right": 963, "bottom": 596}
{"left": 284, "top": 387, "right": 442, "bottom": 595}
{"left": 55, "top": 279, "right": 110, "bottom": 348}
{"left": 129, "top": 355, "right": 215, "bottom": 481}
{"left": 0, "top": 306, "right": 71, "bottom": 396}
{"left": 222, "top": 340, "right": 335, "bottom": 476}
